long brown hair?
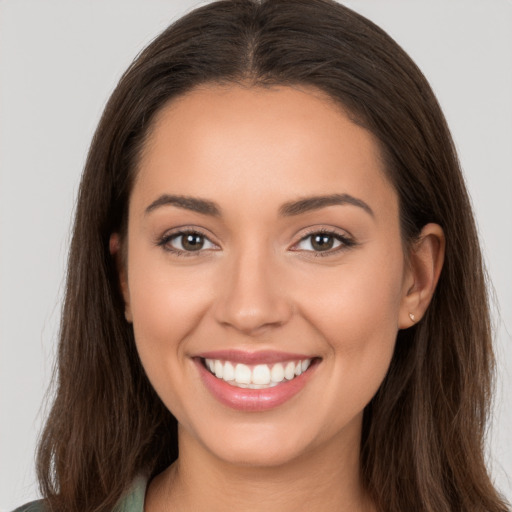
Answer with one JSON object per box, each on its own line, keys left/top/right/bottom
{"left": 37, "top": 1, "right": 509, "bottom": 510}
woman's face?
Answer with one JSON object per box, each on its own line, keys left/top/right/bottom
{"left": 120, "top": 84, "right": 414, "bottom": 467}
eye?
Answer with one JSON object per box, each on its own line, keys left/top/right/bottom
{"left": 293, "top": 230, "right": 355, "bottom": 254}
{"left": 160, "top": 230, "right": 217, "bottom": 254}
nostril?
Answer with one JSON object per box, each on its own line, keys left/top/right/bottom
{"left": 213, "top": 295, "right": 294, "bottom": 335}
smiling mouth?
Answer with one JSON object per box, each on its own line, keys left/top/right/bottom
{"left": 202, "top": 358, "right": 315, "bottom": 389}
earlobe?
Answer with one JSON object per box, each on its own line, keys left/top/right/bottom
{"left": 399, "top": 223, "right": 445, "bottom": 329}
{"left": 109, "top": 233, "right": 133, "bottom": 323}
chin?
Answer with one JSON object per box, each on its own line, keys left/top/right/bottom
{"left": 180, "top": 416, "right": 320, "bottom": 469}
{"left": 210, "top": 437, "right": 311, "bottom": 469}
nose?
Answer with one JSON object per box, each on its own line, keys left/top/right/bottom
{"left": 213, "top": 246, "right": 293, "bottom": 337}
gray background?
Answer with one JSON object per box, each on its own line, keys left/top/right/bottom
{"left": 1, "top": 0, "right": 511, "bottom": 509}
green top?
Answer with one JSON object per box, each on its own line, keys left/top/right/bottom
{"left": 12, "top": 475, "right": 147, "bottom": 512}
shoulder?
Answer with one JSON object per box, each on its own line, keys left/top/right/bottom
{"left": 114, "top": 474, "right": 148, "bottom": 512}
{"left": 11, "top": 500, "right": 46, "bottom": 512}
{"left": 12, "top": 475, "right": 148, "bottom": 512}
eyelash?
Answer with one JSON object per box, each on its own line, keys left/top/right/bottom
{"left": 292, "top": 228, "right": 357, "bottom": 257}
{"left": 156, "top": 228, "right": 356, "bottom": 258}
{"left": 156, "top": 229, "right": 216, "bottom": 258}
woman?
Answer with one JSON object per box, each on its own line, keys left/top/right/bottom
{"left": 13, "top": 0, "right": 509, "bottom": 510}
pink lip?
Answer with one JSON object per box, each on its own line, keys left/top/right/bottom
{"left": 194, "top": 354, "right": 319, "bottom": 412}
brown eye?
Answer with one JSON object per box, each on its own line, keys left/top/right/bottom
{"left": 165, "top": 231, "right": 216, "bottom": 253}
{"left": 180, "top": 233, "right": 204, "bottom": 251}
{"left": 293, "top": 230, "right": 354, "bottom": 254}
{"left": 311, "top": 233, "right": 335, "bottom": 251}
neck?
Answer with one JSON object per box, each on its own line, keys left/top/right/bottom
{"left": 146, "top": 418, "right": 375, "bottom": 512}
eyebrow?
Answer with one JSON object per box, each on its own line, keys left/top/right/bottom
{"left": 145, "top": 193, "right": 374, "bottom": 218}
{"left": 145, "top": 194, "right": 221, "bottom": 216}
{"left": 279, "top": 194, "right": 374, "bottom": 217}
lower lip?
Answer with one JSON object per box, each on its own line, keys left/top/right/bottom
{"left": 195, "top": 358, "right": 318, "bottom": 412}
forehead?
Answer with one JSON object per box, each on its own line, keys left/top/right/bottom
{"left": 133, "top": 84, "right": 396, "bottom": 221}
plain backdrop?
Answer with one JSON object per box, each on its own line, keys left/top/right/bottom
{"left": 1, "top": 0, "right": 511, "bottom": 509}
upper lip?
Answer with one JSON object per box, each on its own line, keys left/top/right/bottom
{"left": 195, "top": 350, "right": 316, "bottom": 365}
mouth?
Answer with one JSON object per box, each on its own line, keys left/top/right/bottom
{"left": 202, "top": 357, "right": 314, "bottom": 389}
{"left": 194, "top": 351, "right": 320, "bottom": 411}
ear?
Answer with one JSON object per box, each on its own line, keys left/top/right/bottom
{"left": 109, "top": 233, "right": 133, "bottom": 323}
{"left": 399, "top": 223, "right": 445, "bottom": 329}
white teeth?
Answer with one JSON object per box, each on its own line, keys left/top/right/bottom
{"left": 214, "top": 360, "right": 223, "bottom": 379}
{"left": 234, "top": 363, "right": 252, "bottom": 384}
{"left": 252, "top": 364, "right": 271, "bottom": 385}
{"left": 223, "top": 361, "right": 235, "bottom": 381}
{"left": 284, "top": 361, "right": 295, "bottom": 380}
{"left": 271, "top": 363, "right": 285, "bottom": 383}
{"left": 204, "top": 357, "right": 314, "bottom": 389}
{"left": 301, "top": 359, "right": 312, "bottom": 372}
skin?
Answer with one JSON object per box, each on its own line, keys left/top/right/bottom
{"left": 112, "top": 84, "right": 445, "bottom": 511}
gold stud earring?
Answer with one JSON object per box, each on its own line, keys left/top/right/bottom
{"left": 409, "top": 313, "right": 416, "bottom": 322}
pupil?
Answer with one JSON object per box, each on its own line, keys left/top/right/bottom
{"left": 312, "top": 234, "right": 333, "bottom": 251}
{"left": 183, "top": 234, "right": 204, "bottom": 251}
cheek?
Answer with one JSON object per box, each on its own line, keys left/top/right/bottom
{"left": 302, "top": 245, "right": 404, "bottom": 330}
{"left": 308, "top": 260, "right": 403, "bottom": 341}
{"left": 125, "top": 250, "right": 214, "bottom": 396}
{"left": 127, "top": 234, "right": 214, "bottom": 333}
{"left": 296, "top": 248, "right": 405, "bottom": 394}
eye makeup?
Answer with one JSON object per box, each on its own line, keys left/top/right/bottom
{"left": 155, "top": 225, "right": 358, "bottom": 259}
